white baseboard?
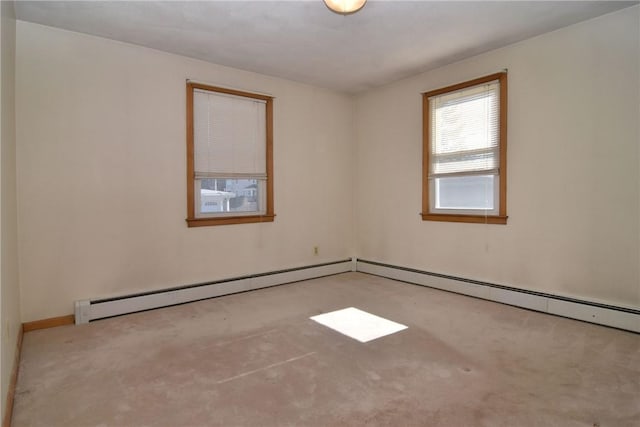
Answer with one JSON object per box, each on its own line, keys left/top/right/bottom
{"left": 75, "top": 259, "right": 353, "bottom": 324}
{"left": 73, "top": 257, "right": 640, "bottom": 333}
{"left": 356, "top": 259, "right": 640, "bottom": 333}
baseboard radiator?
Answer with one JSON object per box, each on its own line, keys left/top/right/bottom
{"left": 75, "top": 258, "right": 355, "bottom": 324}
{"left": 356, "top": 259, "right": 640, "bottom": 334}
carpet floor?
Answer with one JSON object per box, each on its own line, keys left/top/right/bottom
{"left": 12, "top": 272, "right": 640, "bottom": 426}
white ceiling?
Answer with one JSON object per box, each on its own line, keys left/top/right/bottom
{"left": 14, "top": 1, "right": 638, "bottom": 93}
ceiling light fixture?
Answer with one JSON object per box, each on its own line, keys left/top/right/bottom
{"left": 323, "top": 0, "right": 367, "bottom": 15}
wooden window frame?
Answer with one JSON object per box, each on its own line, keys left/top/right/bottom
{"left": 421, "top": 72, "right": 508, "bottom": 225}
{"left": 186, "top": 82, "right": 275, "bottom": 227}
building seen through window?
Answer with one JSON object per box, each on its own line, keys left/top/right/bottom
{"left": 199, "top": 179, "right": 259, "bottom": 213}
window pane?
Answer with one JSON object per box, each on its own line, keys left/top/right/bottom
{"left": 198, "top": 178, "right": 264, "bottom": 215}
{"left": 433, "top": 88, "right": 498, "bottom": 154}
{"left": 430, "top": 81, "right": 499, "bottom": 175}
{"left": 435, "top": 175, "right": 495, "bottom": 210}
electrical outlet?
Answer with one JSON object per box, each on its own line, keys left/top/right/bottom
{"left": 314, "top": 246, "right": 319, "bottom": 255}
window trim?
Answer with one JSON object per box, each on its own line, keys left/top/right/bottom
{"left": 186, "top": 82, "right": 274, "bottom": 227}
{"left": 421, "top": 72, "right": 508, "bottom": 225}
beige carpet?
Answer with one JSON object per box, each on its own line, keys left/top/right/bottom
{"left": 12, "top": 272, "right": 640, "bottom": 426}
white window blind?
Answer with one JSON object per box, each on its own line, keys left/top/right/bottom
{"left": 193, "top": 89, "right": 267, "bottom": 179}
{"left": 429, "top": 80, "right": 499, "bottom": 178}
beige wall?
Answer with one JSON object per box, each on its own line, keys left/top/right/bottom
{"left": 16, "top": 22, "right": 355, "bottom": 322}
{"left": 354, "top": 7, "right": 640, "bottom": 308}
{"left": 1, "top": 0, "right": 21, "bottom": 420}
{"left": 13, "top": 6, "right": 640, "bottom": 322}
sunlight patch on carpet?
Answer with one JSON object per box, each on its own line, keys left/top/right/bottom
{"left": 310, "top": 307, "right": 408, "bottom": 343}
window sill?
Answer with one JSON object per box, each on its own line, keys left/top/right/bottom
{"left": 186, "top": 214, "right": 275, "bottom": 227}
{"left": 421, "top": 213, "right": 508, "bottom": 225}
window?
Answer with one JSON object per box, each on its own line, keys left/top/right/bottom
{"left": 422, "top": 72, "right": 507, "bottom": 224}
{"left": 186, "top": 82, "right": 274, "bottom": 227}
